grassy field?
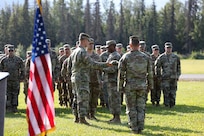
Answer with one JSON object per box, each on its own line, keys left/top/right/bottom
{"left": 181, "top": 59, "right": 204, "bottom": 74}
{"left": 4, "top": 81, "right": 204, "bottom": 136}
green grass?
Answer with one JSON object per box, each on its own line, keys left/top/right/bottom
{"left": 4, "top": 82, "right": 204, "bottom": 136}
{"left": 181, "top": 60, "right": 204, "bottom": 74}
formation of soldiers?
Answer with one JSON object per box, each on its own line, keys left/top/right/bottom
{"left": 0, "top": 32, "right": 181, "bottom": 134}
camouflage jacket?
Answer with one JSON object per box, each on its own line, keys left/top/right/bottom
{"left": 103, "top": 51, "right": 121, "bottom": 83}
{"left": 0, "top": 55, "right": 24, "bottom": 81}
{"left": 150, "top": 53, "right": 160, "bottom": 76}
{"left": 118, "top": 50, "right": 153, "bottom": 91}
{"left": 155, "top": 52, "right": 181, "bottom": 80}
{"left": 69, "top": 45, "right": 108, "bottom": 83}
{"left": 49, "top": 49, "right": 60, "bottom": 81}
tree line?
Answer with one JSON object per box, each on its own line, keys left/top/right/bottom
{"left": 0, "top": 0, "right": 204, "bottom": 58}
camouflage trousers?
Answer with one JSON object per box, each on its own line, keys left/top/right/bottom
{"left": 6, "top": 81, "right": 20, "bottom": 109}
{"left": 107, "top": 82, "right": 121, "bottom": 115}
{"left": 24, "top": 81, "right": 29, "bottom": 104}
{"left": 101, "top": 82, "right": 109, "bottom": 107}
{"left": 88, "top": 83, "right": 100, "bottom": 114}
{"left": 150, "top": 77, "right": 161, "bottom": 103}
{"left": 162, "top": 79, "right": 177, "bottom": 107}
{"left": 72, "top": 82, "right": 89, "bottom": 118}
{"left": 125, "top": 88, "right": 146, "bottom": 132}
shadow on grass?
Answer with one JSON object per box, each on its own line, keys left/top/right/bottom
{"left": 143, "top": 124, "right": 202, "bottom": 136}
{"left": 146, "top": 104, "right": 204, "bottom": 115}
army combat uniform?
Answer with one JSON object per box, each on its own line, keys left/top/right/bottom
{"left": 0, "top": 45, "right": 24, "bottom": 113}
{"left": 118, "top": 36, "right": 153, "bottom": 133}
{"left": 155, "top": 43, "right": 181, "bottom": 108}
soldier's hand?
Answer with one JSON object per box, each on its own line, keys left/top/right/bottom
{"left": 106, "top": 62, "right": 113, "bottom": 67}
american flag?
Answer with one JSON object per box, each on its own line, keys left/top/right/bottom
{"left": 26, "top": 0, "right": 55, "bottom": 135}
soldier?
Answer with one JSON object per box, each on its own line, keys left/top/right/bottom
{"left": 95, "top": 45, "right": 101, "bottom": 55}
{"left": 100, "top": 45, "right": 107, "bottom": 53}
{"left": 24, "top": 51, "right": 32, "bottom": 104}
{"left": 116, "top": 43, "right": 124, "bottom": 105}
{"left": 58, "top": 44, "right": 72, "bottom": 107}
{"left": 150, "top": 45, "right": 161, "bottom": 106}
{"left": 0, "top": 45, "right": 24, "bottom": 113}
{"left": 118, "top": 36, "right": 153, "bottom": 134}
{"left": 0, "top": 44, "right": 9, "bottom": 61}
{"left": 155, "top": 42, "right": 181, "bottom": 108}
{"left": 46, "top": 39, "right": 60, "bottom": 91}
{"left": 58, "top": 47, "right": 64, "bottom": 59}
{"left": 99, "top": 46, "right": 109, "bottom": 108}
{"left": 103, "top": 40, "right": 121, "bottom": 124}
{"left": 68, "top": 33, "right": 112, "bottom": 125}
{"left": 139, "top": 40, "right": 151, "bottom": 103}
{"left": 87, "top": 38, "right": 101, "bottom": 120}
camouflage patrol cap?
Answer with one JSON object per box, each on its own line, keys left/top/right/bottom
{"left": 59, "top": 47, "right": 64, "bottom": 51}
{"left": 7, "top": 44, "right": 14, "bottom": 51}
{"left": 45, "top": 38, "right": 51, "bottom": 43}
{"left": 139, "top": 41, "right": 146, "bottom": 47}
{"left": 106, "top": 40, "right": 116, "bottom": 48}
{"left": 89, "top": 38, "right": 94, "bottom": 44}
{"left": 151, "top": 45, "right": 159, "bottom": 50}
{"left": 116, "top": 43, "right": 123, "bottom": 48}
{"left": 79, "top": 33, "right": 91, "bottom": 41}
{"left": 164, "top": 42, "right": 172, "bottom": 48}
{"left": 100, "top": 45, "right": 106, "bottom": 50}
{"left": 126, "top": 45, "right": 130, "bottom": 50}
{"left": 26, "top": 51, "right": 32, "bottom": 56}
{"left": 95, "top": 45, "right": 101, "bottom": 49}
{"left": 63, "top": 44, "right": 70, "bottom": 49}
{"left": 71, "top": 47, "right": 76, "bottom": 51}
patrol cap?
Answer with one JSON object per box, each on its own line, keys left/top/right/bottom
{"left": 7, "top": 44, "right": 14, "bottom": 51}
{"left": 139, "top": 41, "right": 146, "bottom": 47}
{"left": 59, "top": 47, "right": 64, "bottom": 51}
{"left": 95, "top": 45, "right": 101, "bottom": 49}
{"left": 71, "top": 47, "right": 76, "bottom": 51}
{"left": 100, "top": 45, "right": 107, "bottom": 50}
{"left": 46, "top": 39, "right": 51, "bottom": 43}
{"left": 89, "top": 38, "right": 94, "bottom": 44}
{"left": 106, "top": 40, "right": 116, "bottom": 48}
{"left": 164, "top": 42, "right": 172, "bottom": 48}
{"left": 79, "top": 33, "right": 91, "bottom": 41}
{"left": 63, "top": 44, "right": 70, "bottom": 49}
{"left": 151, "top": 45, "right": 159, "bottom": 50}
{"left": 26, "top": 51, "right": 32, "bottom": 56}
{"left": 116, "top": 43, "right": 123, "bottom": 48}
{"left": 126, "top": 45, "right": 130, "bottom": 50}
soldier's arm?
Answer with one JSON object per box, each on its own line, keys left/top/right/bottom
{"left": 147, "top": 58, "right": 154, "bottom": 89}
{"left": 19, "top": 58, "right": 25, "bottom": 80}
{"left": 61, "top": 58, "right": 68, "bottom": 78}
{"left": 177, "top": 56, "right": 181, "bottom": 79}
{"left": 155, "top": 56, "right": 161, "bottom": 78}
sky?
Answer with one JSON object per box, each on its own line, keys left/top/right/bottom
{"left": 0, "top": 0, "right": 186, "bottom": 11}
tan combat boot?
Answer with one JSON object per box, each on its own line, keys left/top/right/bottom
{"left": 79, "top": 117, "right": 90, "bottom": 125}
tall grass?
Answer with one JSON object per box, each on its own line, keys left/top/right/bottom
{"left": 4, "top": 81, "right": 204, "bottom": 136}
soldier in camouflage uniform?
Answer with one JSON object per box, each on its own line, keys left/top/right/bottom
{"left": 58, "top": 47, "right": 64, "bottom": 59}
{"left": 139, "top": 41, "right": 151, "bottom": 103}
{"left": 58, "top": 44, "right": 72, "bottom": 107}
{"left": 118, "top": 36, "right": 153, "bottom": 134}
{"left": 68, "top": 33, "right": 112, "bottom": 125}
{"left": 46, "top": 39, "right": 60, "bottom": 91}
{"left": 116, "top": 43, "right": 124, "bottom": 105}
{"left": 99, "top": 46, "right": 109, "bottom": 108}
{"left": 103, "top": 40, "right": 121, "bottom": 124}
{"left": 0, "top": 45, "right": 24, "bottom": 113}
{"left": 87, "top": 38, "right": 102, "bottom": 120}
{"left": 155, "top": 42, "right": 181, "bottom": 108}
{"left": 24, "top": 51, "right": 32, "bottom": 104}
{"left": 150, "top": 45, "right": 161, "bottom": 106}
